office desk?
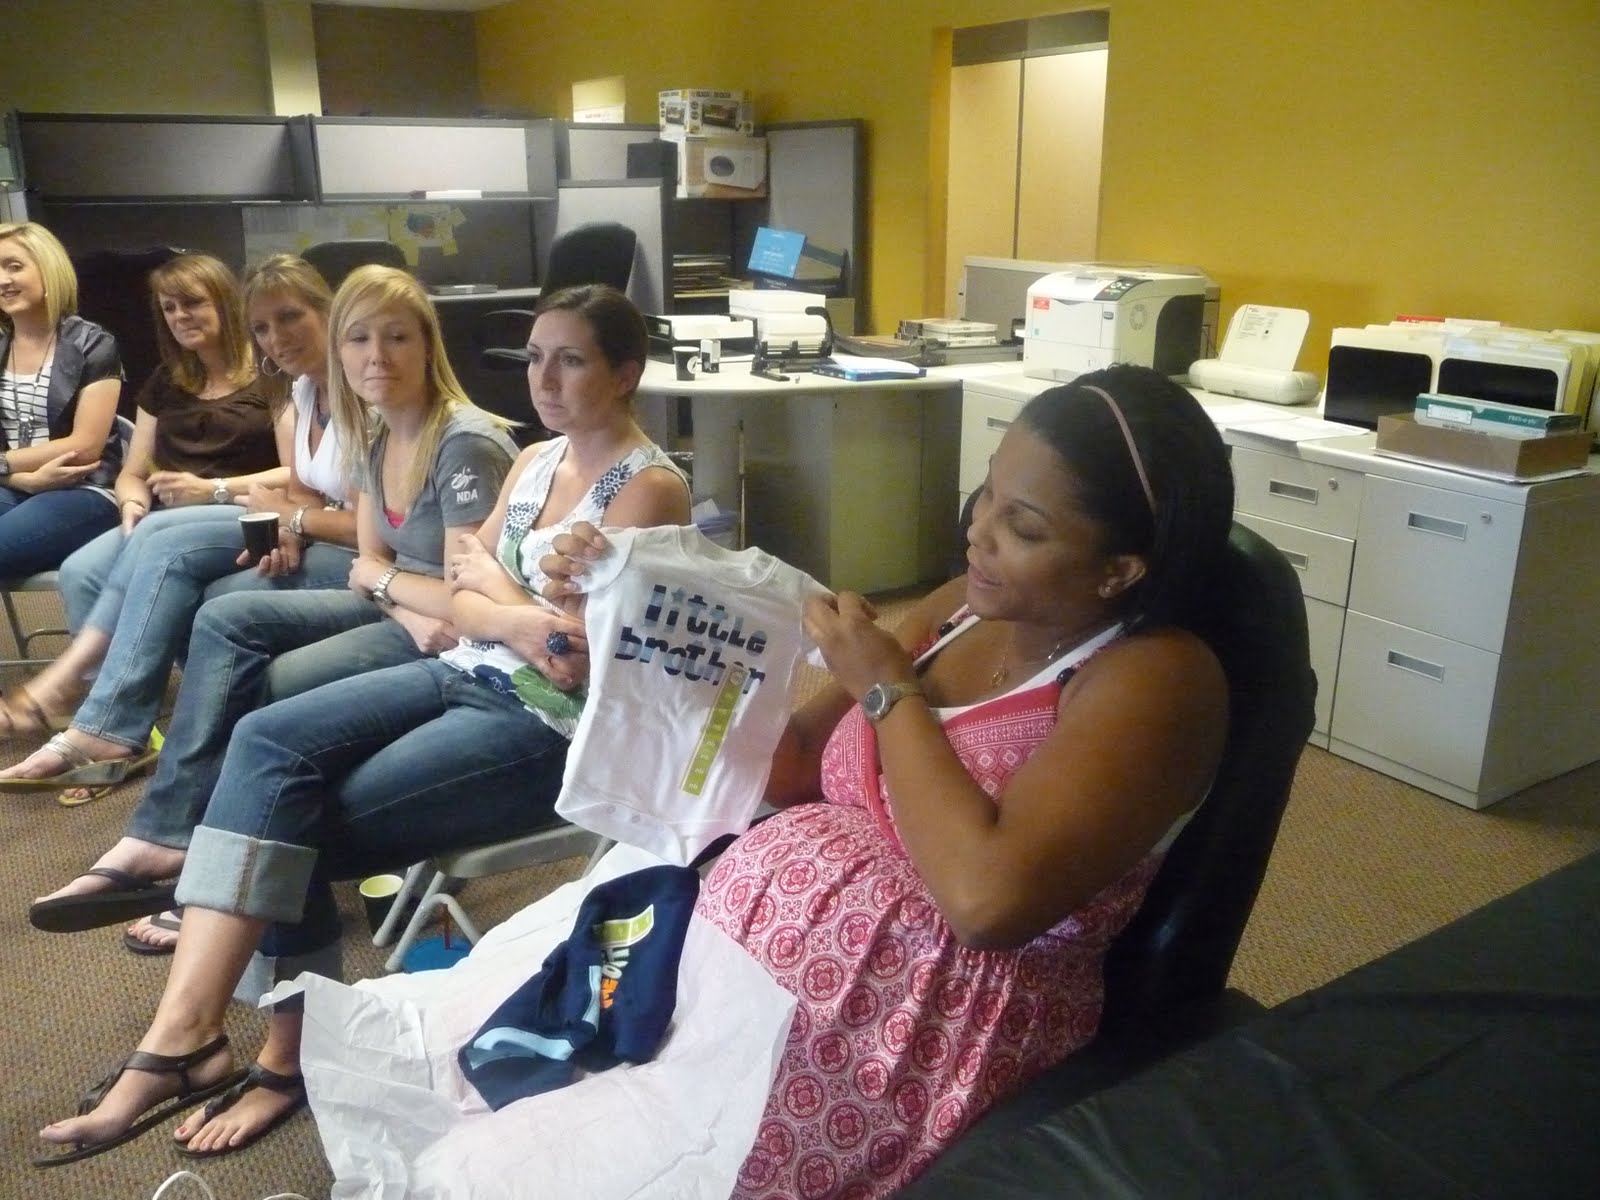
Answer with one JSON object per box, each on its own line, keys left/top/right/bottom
{"left": 902, "top": 849, "right": 1600, "bottom": 1199}
{"left": 638, "top": 360, "right": 1017, "bottom": 593}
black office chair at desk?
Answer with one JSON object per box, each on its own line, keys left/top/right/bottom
{"left": 898, "top": 519, "right": 1317, "bottom": 1197}
{"left": 540, "top": 222, "right": 637, "bottom": 295}
{"left": 301, "top": 239, "right": 408, "bottom": 291}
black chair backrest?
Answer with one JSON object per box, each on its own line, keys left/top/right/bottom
{"left": 1099, "top": 521, "right": 1315, "bottom": 1029}
{"left": 541, "top": 222, "right": 637, "bottom": 296}
{"left": 71, "top": 246, "right": 181, "bottom": 418}
{"left": 301, "top": 239, "right": 407, "bottom": 292}
{"left": 471, "top": 307, "right": 546, "bottom": 447}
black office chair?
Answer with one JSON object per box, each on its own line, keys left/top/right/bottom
{"left": 72, "top": 246, "right": 182, "bottom": 419}
{"left": 897, "top": 520, "right": 1317, "bottom": 1197}
{"left": 540, "top": 222, "right": 637, "bottom": 295}
{"left": 471, "top": 307, "right": 546, "bottom": 447}
{"left": 301, "top": 239, "right": 407, "bottom": 291}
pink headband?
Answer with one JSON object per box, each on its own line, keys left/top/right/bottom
{"left": 1079, "top": 384, "right": 1156, "bottom": 516}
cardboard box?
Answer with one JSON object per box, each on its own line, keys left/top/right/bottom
{"left": 668, "top": 134, "right": 767, "bottom": 199}
{"left": 658, "top": 89, "right": 754, "bottom": 137}
{"left": 1375, "top": 413, "right": 1592, "bottom": 479}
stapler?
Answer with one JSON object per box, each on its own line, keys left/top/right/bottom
{"left": 751, "top": 306, "right": 835, "bottom": 381}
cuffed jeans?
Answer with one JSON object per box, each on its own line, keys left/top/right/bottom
{"left": 173, "top": 658, "right": 569, "bottom": 980}
{"left": 60, "top": 505, "right": 244, "bottom": 635}
{"left": 124, "top": 588, "right": 425, "bottom": 848}
{"left": 69, "top": 515, "right": 356, "bottom": 751}
{"left": 0, "top": 486, "right": 118, "bottom": 577}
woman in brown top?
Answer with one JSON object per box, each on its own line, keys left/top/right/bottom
{"left": 0, "top": 253, "right": 286, "bottom": 736}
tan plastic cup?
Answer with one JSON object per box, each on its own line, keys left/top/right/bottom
{"left": 358, "top": 872, "right": 406, "bottom": 933}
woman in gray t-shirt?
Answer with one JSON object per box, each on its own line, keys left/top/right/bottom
{"left": 28, "top": 266, "right": 517, "bottom": 946}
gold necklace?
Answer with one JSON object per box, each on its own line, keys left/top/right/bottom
{"left": 991, "top": 634, "right": 1071, "bottom": 687}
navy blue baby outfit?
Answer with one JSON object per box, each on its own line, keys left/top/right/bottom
{"left": 458, "top": 864, "right": 701, "bottom": 1110}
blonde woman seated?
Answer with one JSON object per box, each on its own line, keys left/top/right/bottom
{"left": 27, "top": 264, "right": 518, "bottom": 943}
{"left": 0, "top": 255, "right": 357, "bottom": 802}
{"left": 0, "top": 252, "right": 284, "bottom": 742}
{"left": 32, "top": 284, "right": 689, "bottom": 1166}
{"left": 0, "top": 222, "right": 125, "bottom": 577}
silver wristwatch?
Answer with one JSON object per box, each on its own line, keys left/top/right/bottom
{"left": 369, "top": 565, "right": 400, "bottom": 609}
{"left": 211, "top": 477, "right": 230, "bottom": 505}
{"left": 862, "top": 681, "right": 923, "bottom": 724}
{"left": 289, "top": 505, "right": 310, "bottom": 544}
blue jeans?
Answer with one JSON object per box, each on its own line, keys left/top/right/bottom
{"left": 60, "top": 505, "right": 244, "bottom": 634}
{"left": 124, "top": 588, "right": 425, "bottom": 848}
{"left": 68, "top": 515, "right": 357, "bottom": 750}
{"left": 174, "top": 659, "right": 569, "bottom": 968}
{"left": 0, "top": 486, "right": 117, "bottom": 577}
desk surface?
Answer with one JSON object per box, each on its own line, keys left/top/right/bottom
{"left": 638, "top": 358, "right": 1019, "bottom": 397}
{"left": 902, "top": 851, "right": 1600, "bottom": 1199}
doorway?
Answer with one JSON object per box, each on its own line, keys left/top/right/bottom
{"left": 942, "top": 12, "right": 1109, "bottom": 317}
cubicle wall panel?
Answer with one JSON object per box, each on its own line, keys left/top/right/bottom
{"left": 553, "top": 180, "right": 669, "bottom": 315}
{"left": 312, "top": 118, "right": 555, "bottom": 199}
{"left": 765, "top": 122, "right": 865, "bottom": 328}
{"left": 18, "top": 115, "right": 304, "bottom": 200}
{"left": 559, "top": 123, "right": 661, "bottom": 182}
{"left": 37, "top": 201, "right": 245, "bottom": 271}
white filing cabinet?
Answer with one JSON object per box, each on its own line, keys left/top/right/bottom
{"left": 1318, "top": 460, "right": 1600, "bottom": 808}
{"left": 959, "top": 372, "right": 1600, "bottom": 809}
{"left": 1229, "top": 446, "right": 1364, "bottom": 747}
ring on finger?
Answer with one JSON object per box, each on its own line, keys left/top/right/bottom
{"left": 545, "top": 630, "right": 571, "bottom": 657}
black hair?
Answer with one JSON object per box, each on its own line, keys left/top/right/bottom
{"left": 1015, "top": 364, "right": 1234, "bottom": 634}
{"left": 534, "top": 283, "right": 648, "bottom": 370}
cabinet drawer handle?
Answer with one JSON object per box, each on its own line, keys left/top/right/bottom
{"left": 1385, "top": 649, "right": 1445, "bottom": 682}
{"left": 985, "top": 416, "right": 1012, "bottom": 432}
{"left": 1280, "top": 548, "right": 1310, "bottom": 571}
{"left": 1267, "top": 479, "right": 1318, "bottom": 505}
{"left": 1406, "top": 512, "right": 1468, "bottom": 541}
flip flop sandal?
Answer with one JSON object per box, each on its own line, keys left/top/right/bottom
{"left": 32, "top": 1033, "right": 247, "bottom": 1168}
{"left": 59, "top": 727, "right": 164, "bottom": 807}
{"left": 174, "top": 1062, "right": 307, "bottom": 1159}
{"left": 28, "top": 866, "right": 179, "bottom": 934}
{"left": 0, "top": 733, "right": 160, "bottom": 795}
{"left": 0, "top": 686, "right": 70, "bottom": 737}
{"left": 123, "top": 907, "right": 184, "bottom": 957}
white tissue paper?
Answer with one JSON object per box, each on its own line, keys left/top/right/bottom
{"left": 275, "top": 843, "right": 795, "bottom": 1199}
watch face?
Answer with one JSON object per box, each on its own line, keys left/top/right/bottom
{"left": 862, "top": 684, "right": 890, "bottom": 721}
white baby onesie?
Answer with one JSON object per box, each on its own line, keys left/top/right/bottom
{"left": 557, "top": 525, "right": 831, "bottom": 865}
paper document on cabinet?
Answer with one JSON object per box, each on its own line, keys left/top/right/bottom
{"left": 1227, "top": 416, "right": 1369, "bottom": 447}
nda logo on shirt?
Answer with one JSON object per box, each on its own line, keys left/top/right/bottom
{"left": 450, "top": 466, "right": 480, "bottom": 505}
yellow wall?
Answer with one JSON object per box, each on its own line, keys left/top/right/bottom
{"left": 2, "top": 0, "right": 271, "bottom": 115}
{"left": 1100, "top": 0, "right": 1600, "bottom": 366}
{"left": 479, "top": 0, "right": 1600, "bottom": 357}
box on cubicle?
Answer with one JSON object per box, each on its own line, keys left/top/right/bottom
{"left": 671, "top": 134, "right": 767, "bottom": 199}
{"left": 658, "top": 90, "right": 755, "bottom": 137}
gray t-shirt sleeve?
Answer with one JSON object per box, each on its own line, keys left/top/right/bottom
{"left": 382, "top": 416, "right": 515, "bottom": 575}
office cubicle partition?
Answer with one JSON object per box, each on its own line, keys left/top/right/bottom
{"left": 557, "top": 123, "right": 662, "bottom": 184}
{"left": 764, "top": 121, "right": 866, "bottom": 325}
{"left": 549, "top": 179, "right": 670, "bottom": 315}
{"left": 14, "top": 112, "right": 313, "bottom": 202}
{"left": 309, "top": 116, "right": 558, "bottom": 201}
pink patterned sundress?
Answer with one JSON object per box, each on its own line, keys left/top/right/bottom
{"left": 696, "top": 614, "right": 1164, "bottom": 1199}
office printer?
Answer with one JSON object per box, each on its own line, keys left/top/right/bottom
{"left": 1022, "top": 266, "right": 1211, "bottom": 382}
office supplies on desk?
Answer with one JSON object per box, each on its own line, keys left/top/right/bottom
{"left": 1189, "top": 303, "right": 1321, "bottom": 405}
{"left": 812, "top": 355, "right": 927, "bottom": 382}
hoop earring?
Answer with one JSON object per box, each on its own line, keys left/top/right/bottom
{"left": 260, "top": 356, "right": 283, "bottom": 377}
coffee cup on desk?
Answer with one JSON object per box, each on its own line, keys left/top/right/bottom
{"left": 239, "top": 511, "right": 279, "bottom": 559}
{"left": 673, "top": 344, "right": 700, "bottom": 382}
